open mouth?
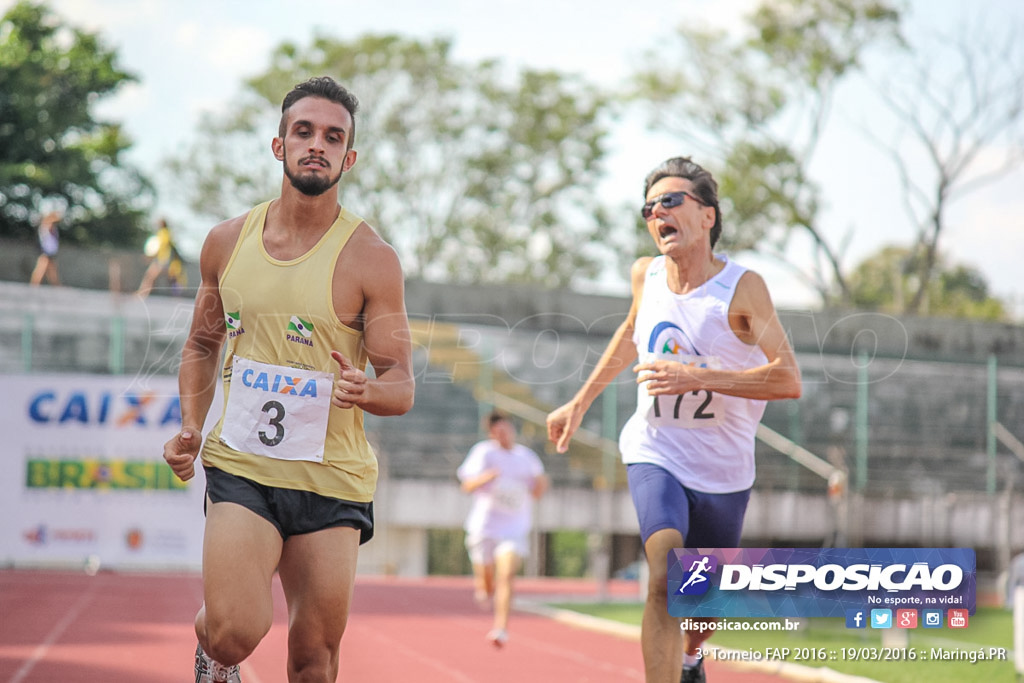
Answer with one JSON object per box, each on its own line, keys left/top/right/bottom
{"left": 658, "top": 224, "right": 678, "bottom": 239}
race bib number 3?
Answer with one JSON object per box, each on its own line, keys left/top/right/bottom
{"left": 220, "top": 356, "right": 333, "bottom": 462}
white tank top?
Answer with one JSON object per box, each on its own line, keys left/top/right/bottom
{"left": 618, "top": 255, "right": 768, "bottom": 493}
{"left": 39, "top": 227, "right": 58, "bottom": 256}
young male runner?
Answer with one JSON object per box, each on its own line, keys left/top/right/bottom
{"left": 164, "top": 76, "right": 414, "bottom": 683}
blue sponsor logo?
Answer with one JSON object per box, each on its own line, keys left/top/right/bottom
{"left": 28, "top": 390, "right": 181, "bottom": 428}
{"left": 239, "top": 369, "right": 319, "bottom": 397}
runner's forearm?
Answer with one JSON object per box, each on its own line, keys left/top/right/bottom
{"left": 178, "top": 337, "right": 223, "bottom": 432}
{"left": 570, "top": 320, "right": 638, "bottom": 412}
{"left": 359, "top": 366, "right": 415, "bottom": 416}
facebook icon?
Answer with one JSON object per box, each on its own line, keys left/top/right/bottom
{"left": 845, "top": 609, "right": 866, "bottom": 629}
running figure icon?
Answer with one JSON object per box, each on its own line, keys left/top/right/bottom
{"left": 679, "top": 557, "right": 711, "bottom": 593}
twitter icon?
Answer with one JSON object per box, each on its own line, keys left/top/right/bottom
{"left": 870, "top": 609, "right": 892, "bottom": 629}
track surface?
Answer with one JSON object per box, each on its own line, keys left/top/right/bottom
{"left": 0, "top": 570, "right": 787, "bottom": 682}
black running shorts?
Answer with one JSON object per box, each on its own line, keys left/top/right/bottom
{"left": 203, "top": 466, "right": 374, "bottom": 544}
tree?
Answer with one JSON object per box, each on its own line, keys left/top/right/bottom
{"left": 0, "top": 1, "right": 153, "bottom": 246}
{"left": 167, "top": 34, "right": 614, "bottom": 288}
{"left": 630, "top": 0, "right": 902, "bottom": 305}
{"left": 630, "top": 1, "right": 1024, "bottom": 314}
{"left": 849, "top": 244, "right": 1007, "bottom": 320}
{"left": 863, "top": 16, "right": 1024, "bottom": 315}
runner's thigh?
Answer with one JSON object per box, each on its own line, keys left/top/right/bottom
{"left": 279, "top": 527, "right": 361, "bottom": 650}
{"left": 203, "top": 500, "right": 283, "bottom": 636}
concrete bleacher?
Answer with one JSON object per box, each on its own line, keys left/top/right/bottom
{"left": 6, "top": 279, "right": 1024, "bottom": 496}
{"left": 6, "top": 278, "right": 1024, "bottom": 566}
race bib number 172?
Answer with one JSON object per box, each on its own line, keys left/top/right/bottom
{"left": 639, "top": 351, "right": 725, "bottom": 429}
{"left": 220, "top": 356, "right": 334, "bottom": 462}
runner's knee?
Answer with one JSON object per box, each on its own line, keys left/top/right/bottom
{"left": 204, "top": 614, "right": 268, "bottom": 666}
{"left": 288, "top": 635, "right": 341, "bottom": 681}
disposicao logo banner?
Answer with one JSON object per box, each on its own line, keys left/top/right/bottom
{"left": 668, "top": 548, "right": 975, "bottom": 618}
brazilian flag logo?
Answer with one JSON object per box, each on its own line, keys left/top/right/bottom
{"left": 288, "top": 315, "right": 314, "bottom": 339}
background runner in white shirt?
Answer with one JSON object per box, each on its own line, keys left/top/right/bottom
{"left": 457, "top": 412, "right": 548, "bottom": 648}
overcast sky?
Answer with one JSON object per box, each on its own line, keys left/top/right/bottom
{"left": 5, "top": 0, "right": 1023, "bottom": 315}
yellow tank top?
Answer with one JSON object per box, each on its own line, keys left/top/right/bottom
{"left": 155, "top": 227, "right": 173, "bottom": 262}
{"left": 201, "top": 200, "right": 377, "bottom": 502}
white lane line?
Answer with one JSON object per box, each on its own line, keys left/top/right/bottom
{"left": 508, "top": 629, "right": 645, "bottom": 680}
{"left": 359, "top": 624, "right": 480, "bottom": 683}
{"left": 7, "top": 583, "right": 97, "bottom": 683}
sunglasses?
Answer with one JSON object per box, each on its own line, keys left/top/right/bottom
{"left": 641, "top": 191, "right": 704, "bottom": 220}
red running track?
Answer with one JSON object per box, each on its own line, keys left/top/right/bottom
{"left": 0, "top": 570, "right": 786, "bottom": 682}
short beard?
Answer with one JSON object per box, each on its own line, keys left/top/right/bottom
{"left": 283, "top": 150, "right": 343, "bottom": 197}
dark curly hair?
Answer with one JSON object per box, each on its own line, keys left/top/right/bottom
{"left": 279, "top": 76, "right": 360, "bottom": 150}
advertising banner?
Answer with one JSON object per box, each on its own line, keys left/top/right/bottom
{"left": 668, "top": 547, "right": 976, "bottom": 619}
{"left": 0, "top": 374, "right": 215, "bottom": 570}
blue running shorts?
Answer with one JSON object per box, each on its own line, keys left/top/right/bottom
{"left": 626, "top": 462, "right": 750, "bottom": 546}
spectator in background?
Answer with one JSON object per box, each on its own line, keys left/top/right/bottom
{"left": 29, "top": 211, "right": 62, "bottom": 287}
{"left": 457, "top": 411, "right": 548, "bottom": 648}
{"left": 137, "top": 218, "right": 187, "bottom": 297}
{"left": 1005, "top": 552, "right": 1024, "bottom": 609}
